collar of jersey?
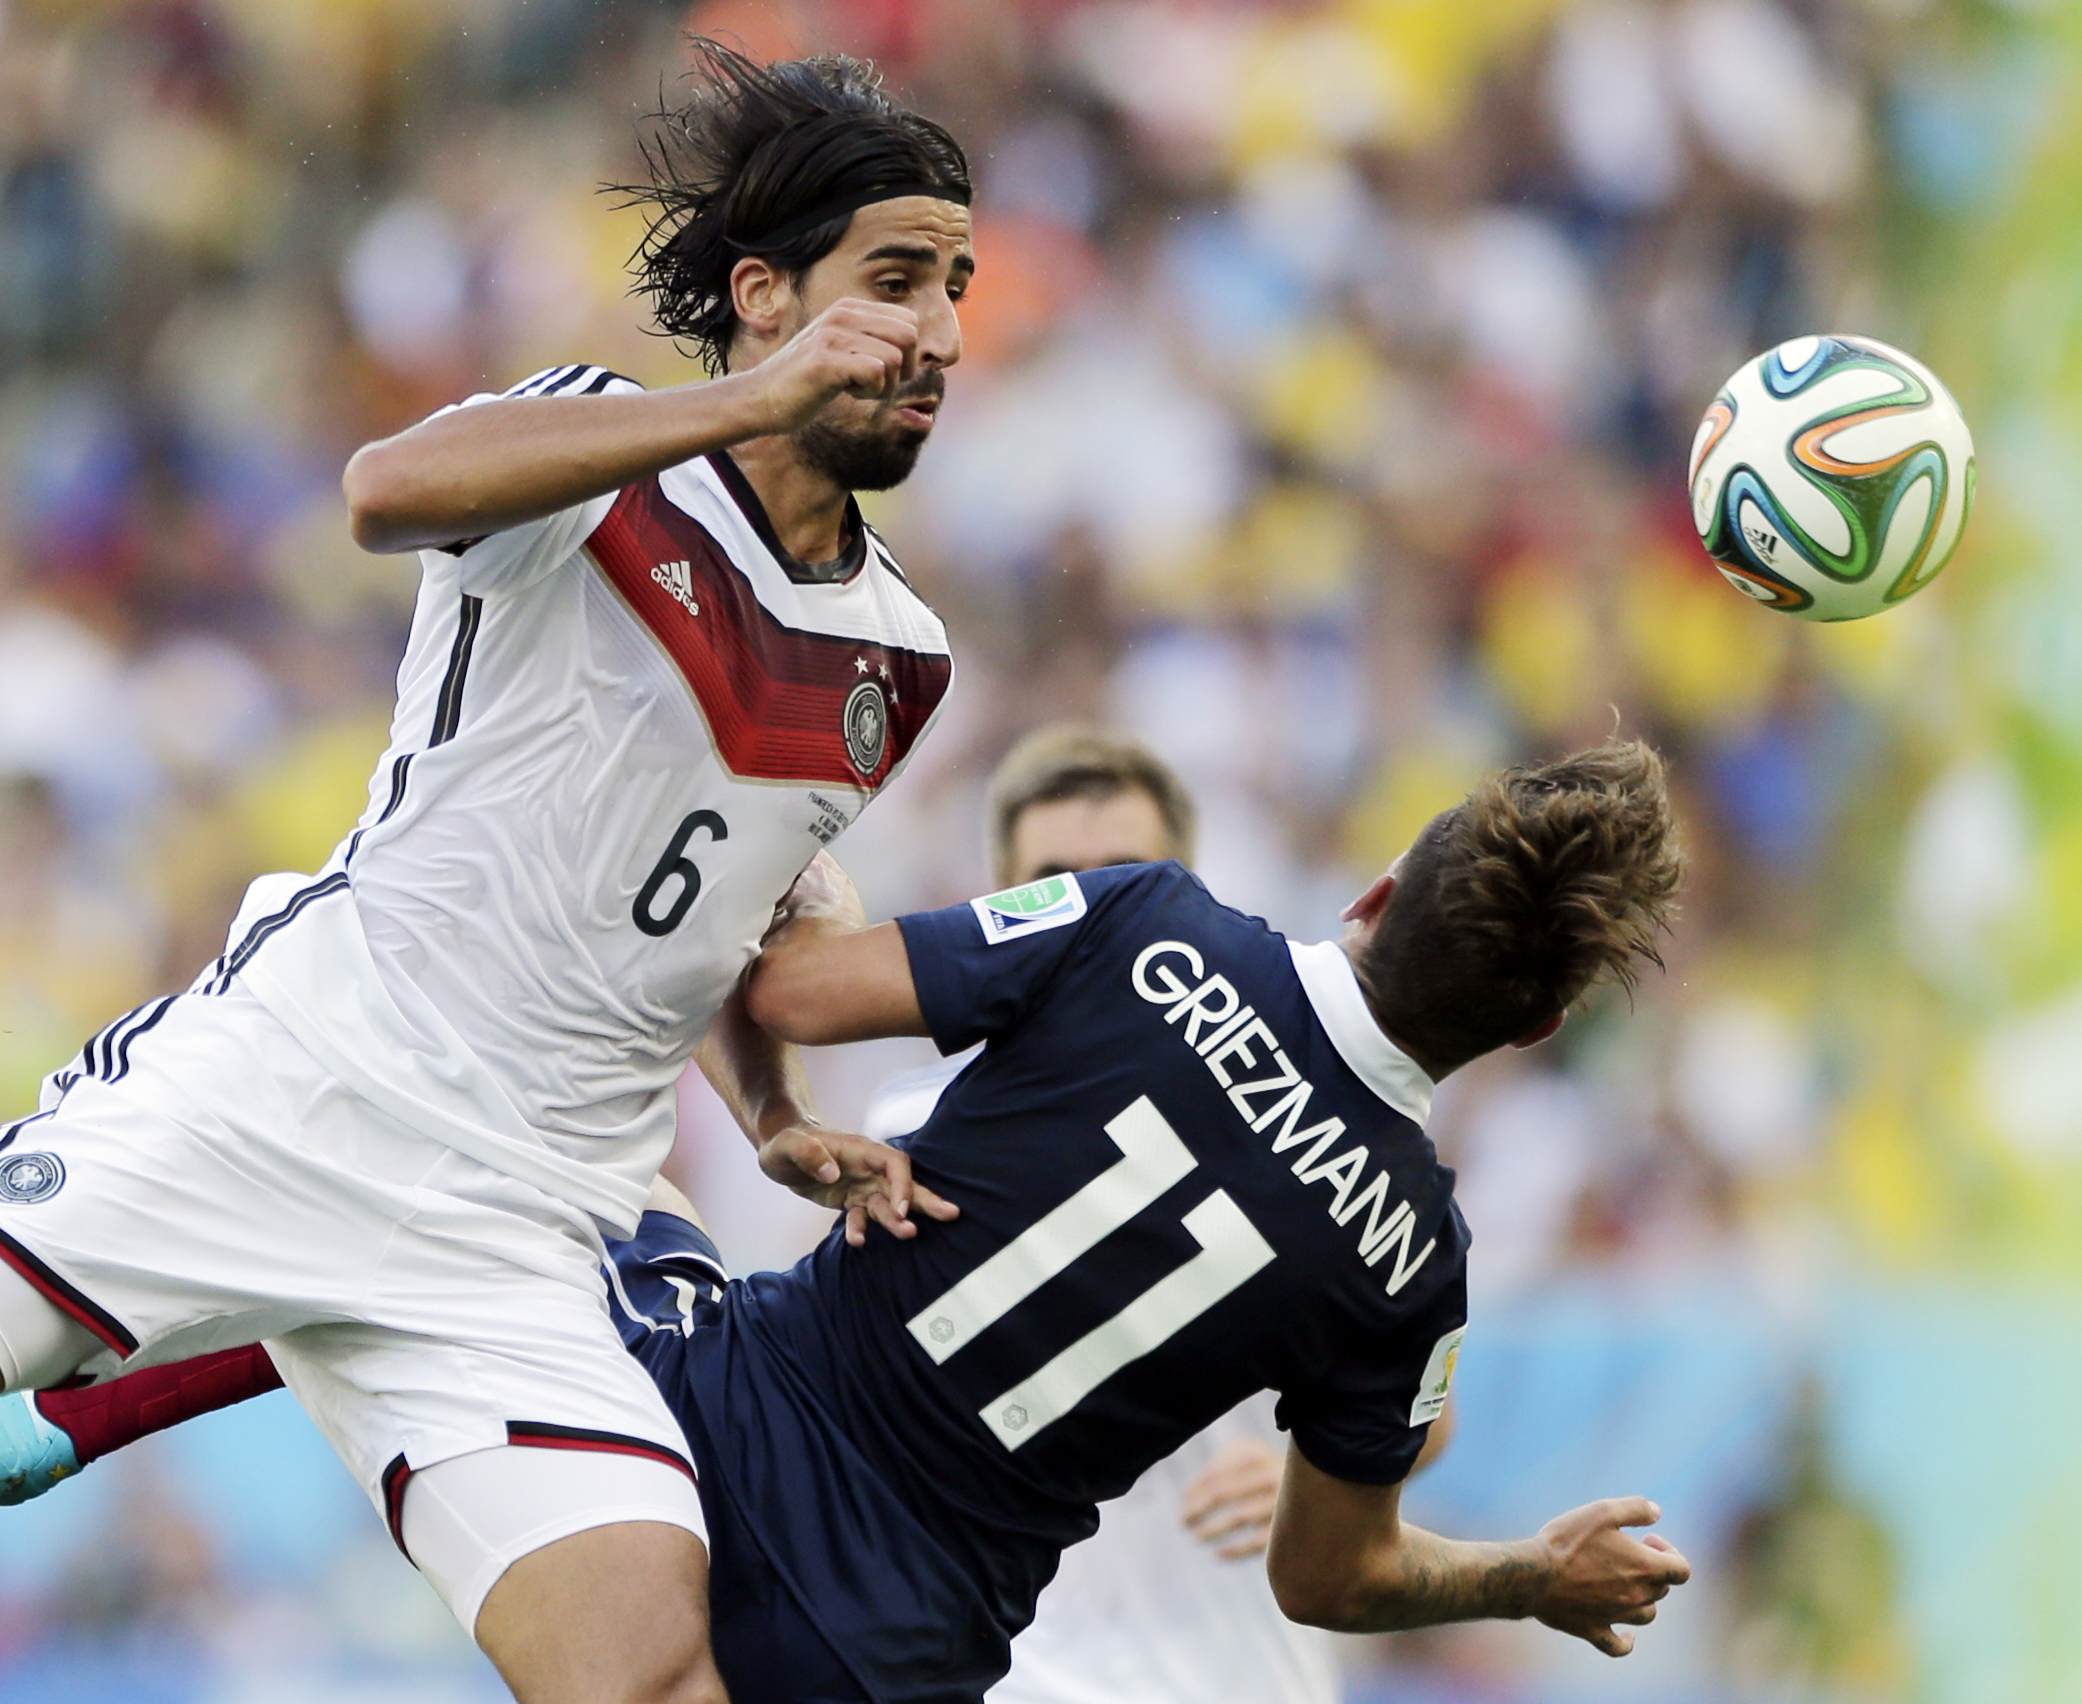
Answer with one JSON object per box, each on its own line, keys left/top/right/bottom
{"left": 1286, "top": 939, "right": 1434, "bottom": 1127}
{"left": 707, "top": 451, "right": 869, "bottom": 586}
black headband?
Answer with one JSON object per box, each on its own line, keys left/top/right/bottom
{"left": 728, "top": 180, "right": 970, "bottom": 253}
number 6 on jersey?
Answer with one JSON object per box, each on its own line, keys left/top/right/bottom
{"left": 634, "top": 810, "right": 728, "bottom": 937}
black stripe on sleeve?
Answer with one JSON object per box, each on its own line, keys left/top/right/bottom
{"left": 531, "top": 365, "right": 608, "bottom": 398}
{"left": 507, "top": 364, "right": 579, "bottom": 398}
{"left": 429, "top": 595, "right": 483, "bottom": 746}
{"left": 578, "top": 367, "right": 636, "bottom": 395}
{"left": 343, "top": 590, "right": 476, "bottom": 867}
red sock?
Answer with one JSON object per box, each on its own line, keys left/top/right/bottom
{"left": 33, "top": 1343, "right": 286, "bottom": 1464}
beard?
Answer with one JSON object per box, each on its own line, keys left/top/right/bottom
{"left": 793, "top": 373, "right": 944, "bottom": 493}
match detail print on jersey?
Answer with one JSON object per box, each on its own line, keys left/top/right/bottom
{"left": 908, "top": 1096, "right": 1276, "bottom": 1451}
{"left": 583, "top": 474, "right": 951, "bottom": 791}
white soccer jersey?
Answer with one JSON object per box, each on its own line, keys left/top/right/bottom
{"left": 221, "top": 365, "right": 952, "bottom": 1236}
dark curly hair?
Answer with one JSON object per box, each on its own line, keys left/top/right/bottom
{"left": 618, "top": 40, "right": 971, "bottom": 374}
{"left": 1358, "top": 740, "right": 1684, "bottom": 1073}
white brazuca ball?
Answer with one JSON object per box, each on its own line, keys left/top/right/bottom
{"left": 1689, "top": 334, "right": 1976, "bottom": 621}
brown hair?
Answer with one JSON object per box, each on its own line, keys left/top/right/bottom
{"left": 987, "top": 726, "right": 1196, "bottom": 887}
{"left": 1359, "top": 740, "right": 1683, "bottom": 1073}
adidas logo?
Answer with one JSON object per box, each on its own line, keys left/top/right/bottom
{"left": 651, "top": 559, "right": 699, "bottom": 616}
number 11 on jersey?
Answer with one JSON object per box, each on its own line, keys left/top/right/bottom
{"left": 906, "top": 1097, "right": 1275, "bottom": 1451}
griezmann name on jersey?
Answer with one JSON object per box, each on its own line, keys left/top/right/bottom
{"left": 612, "top": 863, "right": 1471, "bottom": 1704}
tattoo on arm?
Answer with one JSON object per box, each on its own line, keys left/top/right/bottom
{"left": 1359, "top": 1529, "right": 1548, "bottom": 1632}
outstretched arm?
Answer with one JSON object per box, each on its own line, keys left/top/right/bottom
{"left": 1267, "top": 1446, "right": 1690, "bottom": 1654}
{"left": 344, "top": 299, "right": 922, "bottom": 553}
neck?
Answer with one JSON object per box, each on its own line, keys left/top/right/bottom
{"left": 725, "top": 434, "right": 854, "bottom": 565}
{"left": 1335, "top": 931, "right": 1454, "bottom": 1082}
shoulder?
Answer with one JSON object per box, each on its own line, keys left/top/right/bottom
{"left": 430, "top": 364, "right": 645, "bottom": 428}
{"left": 861, "top": 524, "right": 949, "bottom": 655}
{"left": 494, "top": 364, "right": 644, "bottom": 402}
{"left": 1094, "top": 862, "right": 1283, "bottom": 950}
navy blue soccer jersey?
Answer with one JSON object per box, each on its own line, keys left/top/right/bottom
{"left": 610, "top": 862, "right": 1471, "bottom": 1704}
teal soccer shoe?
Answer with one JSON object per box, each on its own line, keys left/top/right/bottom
{"left": 0, "top": 1391, "right": 79, "bottom": 1505}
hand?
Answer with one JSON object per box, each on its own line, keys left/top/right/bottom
{"left": 1525, "top": 1498, "right": 1691, "bottom": 1657}
{"left": 747, "top": 300, "right": 921, "bottom": 434}
{"left": 1181, "top": 1437, "right": 1284, "bottom": 1560}
{"left": 757, "top": 1123, "right": 960, "bottom": 1248}
{"left": 770, "top": 851, "right": 868, "bottom": 939}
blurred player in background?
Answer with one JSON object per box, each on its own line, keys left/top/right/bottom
{"left": 870, "top": 725, "right": 1414, "bottom": 1704}
{"left": 0, "top": 43, "right": 971, "bottom": 1704}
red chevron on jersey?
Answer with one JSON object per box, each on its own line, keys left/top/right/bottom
{"left": 584, "top": 476, "right": 950, "bottom": 790}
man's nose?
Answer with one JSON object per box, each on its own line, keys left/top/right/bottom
{"left": 917, "top": 286, "right": 963, "bottom": 370}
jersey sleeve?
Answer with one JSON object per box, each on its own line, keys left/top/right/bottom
{"left": 419, "top": 365, "right": 645, "bottom": 599}
{"left": 896, "top": 863, "right": 1167, "bottom": 1056}
{"left": 603, "top": 1207, "right": 731, "bottom": 1352}
{"left": 1275, "top": 1201, "right": 1471, "bottom": 1486}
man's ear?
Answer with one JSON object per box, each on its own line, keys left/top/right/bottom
{"left": 1340, "top": 870, "right": 1396, "bottom": 929}
{"left": 729, "top": 256, "right": 798, "bottom": 346}
{"left": 1509, "top": 1011, "right": 1565, "bottom": 1050}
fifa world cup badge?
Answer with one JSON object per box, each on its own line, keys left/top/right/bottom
{"left": 0, "top": 1153, "right": 66, "bottom": 1205}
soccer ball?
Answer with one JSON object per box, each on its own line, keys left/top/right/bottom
{"left": 1688, "top": 335, "right": 1975, "bottom": 622}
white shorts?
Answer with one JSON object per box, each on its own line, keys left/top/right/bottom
{"left": 403, "top": 1442, "right": 710, "bottom": 1635}
{"left": 0, "top": 982, "right": 703, "bottom": 1581}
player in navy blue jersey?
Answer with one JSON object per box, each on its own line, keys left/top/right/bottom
{"left": 4, "top": 740, "right": 1691, "bottom": 1704}
{"left": 612, "top": 737, "right": 1691, "bottom": 1701}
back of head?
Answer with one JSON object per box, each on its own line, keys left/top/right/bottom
{"left": 623, "top": 40, "right": 971, "bottom": 373}
{"left": 987, "top": 726, "right": 1196, "bottom": 887}
{"left": 1359, "top": 740, "right": 1683, "bottom": 1075}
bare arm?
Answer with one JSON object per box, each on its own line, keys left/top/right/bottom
{"left": 695, "top": 979, "right": 952, "bottom": 1247}
{"left": 1180, "top": 1394, "right": 1456, "bottom": 1564}
{"left": 1267, "top": 1446, "right": 1689, "bottom": 1655}
{"left": 743, "top": 853, "right": 931, "bottom": 1046}
{"left": 343, "top": 299, "right": 923, "bottom": 554}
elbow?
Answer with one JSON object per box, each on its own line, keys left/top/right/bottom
{"left": 1270, "top": 1570, "right": 1356, "bottom": 1633}
{"left": 1267, "top": 1550, "right": 1353, "bottom": 1631}
{"left": 742, "top": 957, "right": 825, "bottom": 1047}
{"left": 343, "top": 442, "right": 418, "bottom": 554}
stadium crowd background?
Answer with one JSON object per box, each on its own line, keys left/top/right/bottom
{"left": 0, "top": 0, "right": 2074, "bottom": 1698}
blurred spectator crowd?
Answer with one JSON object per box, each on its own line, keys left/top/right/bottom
{"left": 0, "top": 0, "right": 2061, "bottom": 1698}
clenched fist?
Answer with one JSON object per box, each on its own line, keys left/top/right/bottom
{"left": 748, "top": 300, "right": 923, "bottom": 434}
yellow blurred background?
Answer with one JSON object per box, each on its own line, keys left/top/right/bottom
{"left": 0, "top": 0, "right": 2076, "bottom": 1699}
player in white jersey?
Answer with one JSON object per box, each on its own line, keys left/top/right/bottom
{"left": 0, "top": 44, "right": 973, "bottom": 1704}
{"left": 865, "top": 727, "right": 1343, "bottom": 1704}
